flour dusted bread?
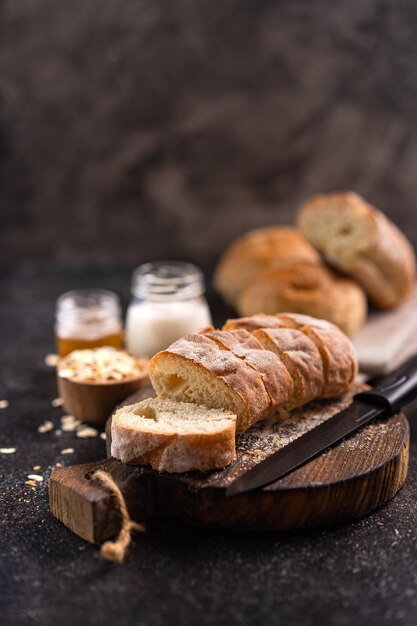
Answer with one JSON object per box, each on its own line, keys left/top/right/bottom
{"left": 223, "top": 313, "right": 357, "bottom": 398}
{"left": 236, "top": 265, "right": 367, "bottom": 336}
{"left": 297, "top": 192, "right": 416, "bottom": 309}
{"left": 214, "top": 227, "right": 321, "bottom": 306}
{"left": 149, "top": 333, "right": 270, "bottom": 433}
{"left": 149, "top": 313, "right": 358, "bottom": 440}
{"left": 253, "top": 327, "right": 323, "bottom": 408}
{"left": 202, "top": 329, "right": 294, "bottom": 412}
{"left": 111, "top": 398, "right": 236, "bottom": 472}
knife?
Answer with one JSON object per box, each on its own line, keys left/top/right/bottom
{"left": 226, "top": 353, "right": 417, "bottom": 497}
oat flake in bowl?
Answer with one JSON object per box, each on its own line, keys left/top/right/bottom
{"left": 57, "top": 348, "right": 150, "bottom": 425}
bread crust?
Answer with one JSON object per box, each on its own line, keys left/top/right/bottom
{"left": 214, "top": 227, "right": 321, "bottom": 306}
{"left": 203, "top": 329, "right": 294, "bottom": 411}
{"left": 236, "top": 265, "right": 367, "bottom": 337}
{"left": 224, "top": 313, "right": 357, "bottom": 398}
{"left": 149, "top": 333, "right": 270, "bottom": 432}
{"left": 253, "top": 327, "right": 323, "bottom": 408}
{"left": 223, "top": 314, "right": 287, "bottom": 333}
{"left": 298, "top": 191, "right": 416, "bottom": 309}
{"left": 111, "top": 399, "right": 236, "bottom": 473}
{"left": 276, "top": 313, "right": 357, "bottom": 397}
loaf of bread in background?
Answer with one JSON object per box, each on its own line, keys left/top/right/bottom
{"left": 213, "top": 227, "right": 321, "bottom": 307}
{"left": 150, "top": 314, "right": 358, "bottom": 433}
{"left": 236, "top": 265, "right": 367, "bottom": 337}
{"left": 111, "top": 398, "right": 237, "bottom": 472}
{"left": 213, "top": 225, "right": 367, "bottom": 336}
{"left": 297, "top": 191, "right": 416, "bottom": 309}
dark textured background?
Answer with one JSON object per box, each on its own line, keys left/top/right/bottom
{"left": 1, "top": 0, "right": 417, "bottom": 264}
{"left": 2, "top": 3, "right": 417, "bottom": 626}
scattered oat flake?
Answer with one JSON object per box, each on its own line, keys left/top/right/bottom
{"left": 33, "top": 465, "right": 41, "bottom": 471}
{"left": 55, "top": 429, "right": 62, "bottom": 436}
{"left": 45, "top": 353, "right": 59, "bottom": 367}
{"left": 27, "top": 474, "right": 43, "bottom": 482}
{"left": 51, "top": 397, "right": 64, "bottom": 407}
{"left": 0, "top": 400, "right": 9, "bottom": 409}
{"left": 61, "top": 448, "right": 74, "bottom": 455}
{"left": 55, "top": 463, "right": 62, "bottom": 468}
{"left": 38, "top": 420, "right": 54, "bottom": 433}
{"left": 25, "top": 480, "right": 37, "bottom": 487}
{"left": 61, "top": 415, "right": 81, "bottom": 431}
{"left": 100, "top": 432, "right": 107, "bottom": 440}
{"left": 0, "top": 447, "right": 16, "bottom": 454}
{"left": 76, "top": 426, "right": 98, "bottom": 439}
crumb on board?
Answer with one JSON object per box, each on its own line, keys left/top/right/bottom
{"left": 100, "top": 432, "right": 106, "bottom": 440}
{"left": 45, "top": 353, "right": 59, "bottom": 367}
{"left": 51, "top": 397, "right": 64, "bottom": 408}
{"left": 0, "top": 447, "right": 16, "bottom": 454}
{"left": 61, "top": 448, "right": 74, "bottom": 455}
{"left": 33, "top": 465, "right": 41, "bottom": 470}
{"left": 37, "top": 420, "right": 54, "bottom": 433}
{"left": 0, "top": 400, "right": 9, "bottom": 409}
{"left": 25, "top": 480, "right": 37, "bottom": 487}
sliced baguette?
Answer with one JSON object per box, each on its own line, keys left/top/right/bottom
{"left": 111, "top": 398, "right": 236, "bottom": 472}
{"left": 276, "top": 313, "right": 357, "bottom": 397}
{"left": 223, "top": 313, "right": 357, "bottom": 398}
{"left": 253, "top": 327, "right": 323, "bottom": 408}
{"left": 149, "top": 333, "right": 270, "bottom": 433}
{"left": 203, "top": 329, "right": 294, "bottom": 412}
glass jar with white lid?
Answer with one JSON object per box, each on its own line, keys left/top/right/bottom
{"left": 126, "top": 261, "right": 213, "bottom": 358}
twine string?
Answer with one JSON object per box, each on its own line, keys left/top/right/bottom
{"left": 92, "top": 470, "right": 144, "bottom": 563}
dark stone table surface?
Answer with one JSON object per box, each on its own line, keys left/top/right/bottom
{"left": 2, "top": 260, "right": 417, "bottom": 626}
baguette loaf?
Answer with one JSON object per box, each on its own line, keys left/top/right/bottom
{"left": 111, "top": 398, "right": 236, "bottom": 472}
{"left": 214, "top": 227, "right": 321, "bottom": 306}
{"left": 297, "top": 192, "right": 416, "bottom": 309}
{"left": 223, "top": 313, "right": 357, "bottom": 397}
{"left": 253, "top": 328, "right": 323, "bottom": 408}
{"left": 149, "top": 314, "right": 357, "bottom": 436}
{"left": 202, "top": 329, "right": 294, "bottom": 412}
{"left": 149, "top": 333, "right": 270, "bottom": 432}
{"left": 236, "top": 265, "right": 367, "bottom": 337}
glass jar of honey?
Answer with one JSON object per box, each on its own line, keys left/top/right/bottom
{"left": 55, "top": 289, "right": 124, "bottom": 357}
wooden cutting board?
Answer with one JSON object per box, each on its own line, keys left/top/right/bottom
{"left": 49, "top": 385, "right": 410, "bottom": 543}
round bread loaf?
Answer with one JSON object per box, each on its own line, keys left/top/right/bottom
{"left": 213, "top": 227, "right": 321, "bottom": 306}
{"left": 297, "top": 191, "right": 416, "bottom": 309}
{"left": 236, "top": 265, "right": 367, "bottom": 337}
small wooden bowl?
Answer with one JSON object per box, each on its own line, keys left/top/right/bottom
{"left": 57, "top": 359, "right": 150, "bottom": 426}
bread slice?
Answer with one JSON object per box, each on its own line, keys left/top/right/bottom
{"left": 111, "top": 398, "right": 236, "bottom": 472}
{"left": 214, "top": 227, "right": 322, "bottom": 306}
{"left": 253, "top": 327, "right": 323, "bottom": 408}
{"left": 202, "top": 329, "right": 294, "bottom": 412}
{"left": 297, "top": 192, "right": 416, "bottom": 309}
{"left": 223, "top": 313, "right": 357, "bottom": 399}
{"left": 276, "top": 313, "right": 357, "bottom": 398}
{"left": 236, "top": 265, "right": 367, "bottom": 337}
{"left": 149, "top": 333, "right": 270, "bottom": 433}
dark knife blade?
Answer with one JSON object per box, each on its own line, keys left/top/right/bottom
{"left": 226, "top": 353, "right": 417, "bottom": 497}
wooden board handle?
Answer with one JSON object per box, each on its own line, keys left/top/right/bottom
{"left": 49, "top": 459, "right": 155, "bottom": 544}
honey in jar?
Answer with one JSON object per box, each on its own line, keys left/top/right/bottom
{"left": 55, "top": 289, "right": 124, "bottom": 357}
